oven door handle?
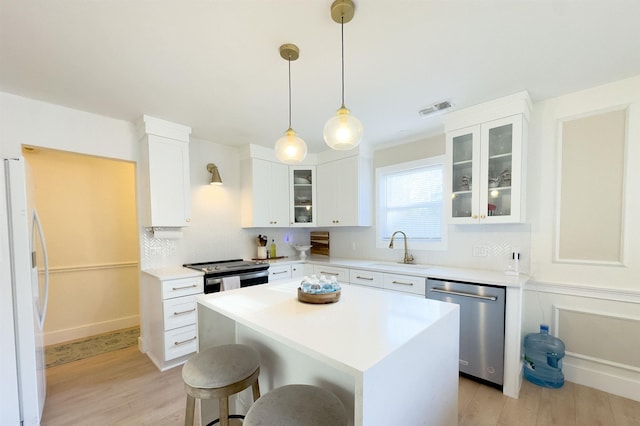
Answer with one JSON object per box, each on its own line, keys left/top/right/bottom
{"left": 429, "top": 287, "right": 497, "bottom": 301}
{"left": 241, "top": 270, "right": 269, "bottom": 280}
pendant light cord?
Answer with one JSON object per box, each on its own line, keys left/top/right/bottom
{"left": 288, "top": 55, "right": 292, "bottom": 128}
{"left": 341, "top": 16, "right": 345, "bottom": 107}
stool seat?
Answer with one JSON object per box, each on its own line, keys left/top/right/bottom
{"left": 182, "top": 344, "right": 261, "bottom": 426}
{"left": 243, "top": 384, "right": 347, "bottom": 426}
{"left": 182, "top": 344, "right": 260, "bottom": 389}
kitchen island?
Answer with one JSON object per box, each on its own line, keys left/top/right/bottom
{"left": 197, "top": 279, "right": 460, "bottom": 426}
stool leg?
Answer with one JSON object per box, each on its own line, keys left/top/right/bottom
{"left": 184, "top": 395, "right": 195, "bottom": 426}
{"left": 251, "top": 379, "right": 261, "bottom": 402}
{"left": 219, "top": 396, "right": 229, "bottom": 426}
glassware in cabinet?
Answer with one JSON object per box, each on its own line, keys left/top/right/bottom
{"left": 486, "top": 123, "right": 513, "bottom": 218}
{"left": 449, "top": 127, "right": 479, "bottom": 220}
{"left": 290, "top": 167, "right": 316, "bottom": 226}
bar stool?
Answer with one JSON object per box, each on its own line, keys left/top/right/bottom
{"left": 182, "top": 344, "right": 261, "bottom": 426}
{"left": 243, "top": 384, "right": 347, "bottom": 426}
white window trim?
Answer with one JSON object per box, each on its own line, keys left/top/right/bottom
{"left": 375, "top": 155, "right": 447, "bottom": 251}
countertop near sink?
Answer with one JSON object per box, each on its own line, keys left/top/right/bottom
{"left": 265, "top": 256, "right": 528, "bottom": 288}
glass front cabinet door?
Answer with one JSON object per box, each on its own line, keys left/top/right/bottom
{"left": 447, "top": 114, "right": 524, "bottom": 223}
{"left": 289, "top": 166, "right": 316, "bottom": 227}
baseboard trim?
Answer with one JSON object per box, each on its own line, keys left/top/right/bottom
{"left": 564, "top": 355, "right": 640, "bottom": 402}
{"left": 44, "top": 315, "right": 140, "bottom": 346}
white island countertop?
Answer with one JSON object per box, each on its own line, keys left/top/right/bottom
{"left": 198, "top": 279, "right": 457, "bottom": 374}
{"left": 197, "top": 279, "right": 460, "bottom": 426}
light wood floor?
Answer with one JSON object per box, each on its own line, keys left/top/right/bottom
{"left": 42, "top": 346, "right": 640, "bottom": 426}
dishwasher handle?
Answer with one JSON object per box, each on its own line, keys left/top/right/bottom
{"left": 429, "top": 287, "right": 497, "bottom": 301}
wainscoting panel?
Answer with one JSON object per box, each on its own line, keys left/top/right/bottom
{"left": 554, "top": 306, "right": 640, "bottom": 370}
{"left": 524, "top": 281, "right": 640, "bottom": 402}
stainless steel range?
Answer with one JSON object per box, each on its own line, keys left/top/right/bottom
{"left": 183, "top": 259, "right": 270, "bottom": 293}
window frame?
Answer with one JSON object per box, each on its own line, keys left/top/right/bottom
{"left": 375, "top": 155, "right": 447, "bottom": 251}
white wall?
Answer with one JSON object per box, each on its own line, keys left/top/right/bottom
{"left": 525, "top": 75, "right": 640, "bottom": 401}
{"left": 0, "top": 92, "right": 138, "bottom": 160}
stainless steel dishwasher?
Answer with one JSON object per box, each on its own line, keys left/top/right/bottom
{"left": 426, "top": 278, "right": 506, "bottom": 387}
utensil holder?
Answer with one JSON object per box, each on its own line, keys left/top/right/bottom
{"left": 257, "top": 246, "right": 267, "bottom": 259}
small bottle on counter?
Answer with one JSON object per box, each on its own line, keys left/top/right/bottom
{"left": 270, "top": 239, "right": 277, "bottom": 258}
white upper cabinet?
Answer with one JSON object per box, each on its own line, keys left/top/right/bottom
{"left": 240, "top": 144, "right": 372, "bottom": 228}
{"left": 138, "top": 116, "right": 192, "bottom": 228}
{"left": 289, "top": 166, "right": 316, "bottom": 227}
{"left": 317, "top": 155, "right": 372, "bottom": 227}
{"left": 444, "top": 92, "right": 531, "bottom": 224}
{"left": 241, "top": 158, "right": 289, "bottom": 227}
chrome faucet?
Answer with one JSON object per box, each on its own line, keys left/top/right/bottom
{"left": 388, "top": 231, "right": 414, "bottom": 264}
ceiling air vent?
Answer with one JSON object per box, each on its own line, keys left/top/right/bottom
{"left": 418, "top": 100, "right": 453, "bottom": 118}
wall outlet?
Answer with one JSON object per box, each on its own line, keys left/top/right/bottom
{"left": 472, "top": 245, "right": 489, "bottom": 257}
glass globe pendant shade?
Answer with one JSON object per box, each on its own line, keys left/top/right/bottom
{"left": 323, "top": 105, "right": 363, "bottom": 150}
{"left": 275, "top": 128, "right": 307, "bottom": 164}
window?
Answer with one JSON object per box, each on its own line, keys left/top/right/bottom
{"left": 376, "top": 156, "right": 446, "bottom": 250}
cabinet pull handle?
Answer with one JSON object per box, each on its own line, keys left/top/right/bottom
{"left": 319, "top": 271, "right": 339, "bottom": 276}
{"left": 430, "top": 287, "right": 497, "bottom": 301}
{"left": 172, "top": 284, "right": 197, "bottom": 291}
{"left": 273, "top": 270, "right": 288, "bottom": 275}
{"left": 356, "top": 276, "right": 374, "bottom": 280}
{"left": 174, "top": 336, "right": 197, "bottom": 346}
{"left": 173, "top": 308, "right": 196, "bottom": 316}
{"left": 392, "top": 280, "right": 413, "bottom": 286}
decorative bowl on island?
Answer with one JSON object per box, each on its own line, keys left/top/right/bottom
{"left": 297, "top": 287, "right": 341, "bottom": 304}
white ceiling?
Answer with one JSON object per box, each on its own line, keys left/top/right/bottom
{"left": 2, "top": 1, "right": 640, "bottom": 154}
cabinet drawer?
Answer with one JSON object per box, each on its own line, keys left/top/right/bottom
{"left": 383, "top": 273, "right": 426, "bottom": 296}
{"left": 163, "top": 295, "right": 197, "bottom": 331}
{"left": 269, "top": 264, "right": 292, "bottom": 281}
{"left": 162, "top": 277, "right": 203, "bottom": 299}
{"left": 164, "top": 324, "right": 197, "bottom": 361}
{"left": 313, "top": 265, "right": 349, "bottom": 283}
{"left": 349, "top": 269, "right": 383, "bottom": 288}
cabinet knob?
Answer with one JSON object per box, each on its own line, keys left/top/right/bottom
{"left": 472, "top": 215, "right": 478, "bottom": 219}
{"left": 480, "top": 215, "right": 486, "bottom": 219}
{"left": 186, "top": 218, "right": 191, "bottom": 222}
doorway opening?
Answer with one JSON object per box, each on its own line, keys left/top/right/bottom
{"left": 22, "top": 146, "right": 140, "bottom": 366}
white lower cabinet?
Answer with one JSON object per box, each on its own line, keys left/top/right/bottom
{"left": 302, "top": 263, "right": 427, "bottom": 296}
{"left": 141, "top": 272, "right": 203, "bottom": 371}
{"left": 382, "top": 273, "right": 426, "bottom": 297}
{"left": 291, "top": 263, "right": 313, "bottom": 279}
{"left": 312, "top": 265, "right": 350, "bottom": 284}
{"left": 349, "top": 269, "right": 383, "bottom": 289}
{"left": 163, "top": 324, "right": 198, "bottom": 361}
{"left": 269, "top": 264, "right": 292, "bottom": 281}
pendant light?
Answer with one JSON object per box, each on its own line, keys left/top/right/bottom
{"left": 275, "top": 44, "right": 307, "bottom": 164}
{"left": 324, "top": 0, "right": 363, "bottom": 151}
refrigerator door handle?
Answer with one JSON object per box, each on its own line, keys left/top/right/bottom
{"left": 32, "top": 209, "right": 49, "bottom": 329}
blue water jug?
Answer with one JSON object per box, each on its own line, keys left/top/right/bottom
{"left": 523, "top": 324, "right": 565, "bottom": 388}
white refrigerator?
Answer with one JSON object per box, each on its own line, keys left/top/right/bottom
{"left": 1, "top": 157, "right": 49, "bottom": 425}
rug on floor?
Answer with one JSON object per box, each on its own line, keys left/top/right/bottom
{"left": 45, "top": 326, "right": 140, "bottom": 368}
